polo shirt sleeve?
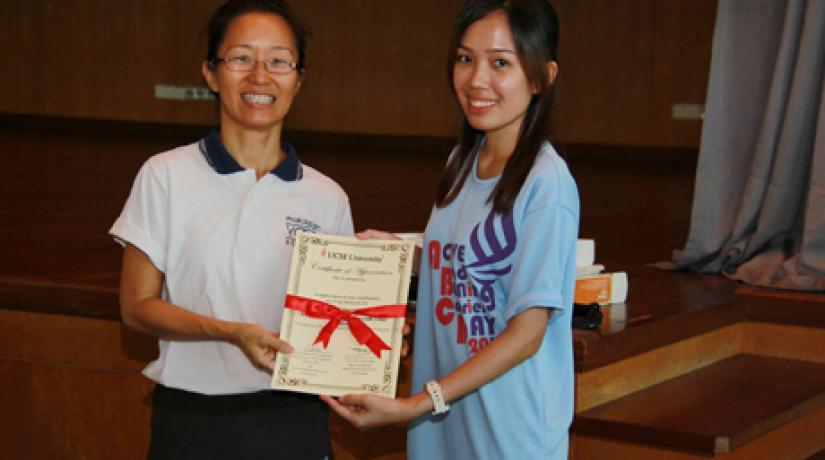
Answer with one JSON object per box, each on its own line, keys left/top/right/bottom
{"left": 334, "top": 196, "right": 355, "bottom": 237}
{"left": 109, "top": 159, "right": 169, "bottom": 272}
{"left": 505, "top": 202, "right": 578, "bottom": 323}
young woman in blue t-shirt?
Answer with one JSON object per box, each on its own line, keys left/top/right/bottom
{"left": 323, "top": 1, "right": 579, "bottom": 458}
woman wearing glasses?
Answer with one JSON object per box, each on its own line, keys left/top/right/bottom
{"left": 110, "top": 1, "right": 351, "bottom": 458}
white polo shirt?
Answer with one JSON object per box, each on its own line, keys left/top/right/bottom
{"left": 110, "top": 129, "right": 354, "bottom": 394}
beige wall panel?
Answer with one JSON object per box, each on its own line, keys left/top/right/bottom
{"left": 27, "top": 363, "right": 153, "bottom": 460}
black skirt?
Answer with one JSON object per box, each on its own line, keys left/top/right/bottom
{"left": 148, "top": 384, "right": 332, "bottom": 460}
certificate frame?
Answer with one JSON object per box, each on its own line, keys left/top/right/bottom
{"left": 271, "top": 232, "right": 413, "bottom": 397}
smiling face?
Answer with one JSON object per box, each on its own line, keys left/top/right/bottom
{"left": 202, "top": 12, "right": 302, "bottom": 135}
{"left": 452, "top": 11, "right": 535, "bottom": 141}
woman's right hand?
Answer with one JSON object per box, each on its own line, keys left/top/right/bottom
{"left": 230, "top": 323, "right": 294, "bottom": 372}
{"left": 321, "top": 392, "right": 430, "bottom": 430}
{"left": 355, "top": 229, "right": 400, "bottom": 240}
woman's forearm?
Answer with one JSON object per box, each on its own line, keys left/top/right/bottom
{"left": 119, "top": 243, "right": 291, "bottom": 370}
{"left": 119, "top": 243, "right": 237, "bottom": 342}
{"left": 121, "top": 295, "right": 238, "bottom": 342}
{"left": 407, "top": 307, "right": 550, "bottom": 417}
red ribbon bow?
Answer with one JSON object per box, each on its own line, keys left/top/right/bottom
{"left": 284, "top": 295, "right": 406, "bottom": 357}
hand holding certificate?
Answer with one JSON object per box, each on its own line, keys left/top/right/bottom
{"left": 272, "top": 232, "right": 414, "bottom": 397}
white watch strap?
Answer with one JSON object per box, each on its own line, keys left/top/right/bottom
{"left": 425, "top": 380, "right": 450, "bottom": 415}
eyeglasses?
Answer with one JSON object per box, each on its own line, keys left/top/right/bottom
{"left": 211, "top": 55, "right": 299, "bottom": 75}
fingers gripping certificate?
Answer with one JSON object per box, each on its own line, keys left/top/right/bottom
{"left": 271, "top": 232, "right": 414, "bottom": 397}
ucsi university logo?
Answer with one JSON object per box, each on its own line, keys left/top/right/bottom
{"left": 429, "top": 211, "right": 516, "bottom": 354}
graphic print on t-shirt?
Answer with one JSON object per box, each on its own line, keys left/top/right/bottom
{"left": 285, "top": 216, "right": 321, "bottom": 246}
{"left": 428, "top": 210, "right": 515, "bottom": 354}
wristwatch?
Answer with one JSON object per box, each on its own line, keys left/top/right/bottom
{"left": 424, "top": 380, "right": 450, "bottom": 415}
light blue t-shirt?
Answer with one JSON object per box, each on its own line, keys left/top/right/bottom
{"left": 408, "top": 142, "right": 579, "bottom": 460}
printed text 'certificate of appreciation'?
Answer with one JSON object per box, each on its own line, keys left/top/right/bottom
{"left": 271, "top": 232, "right": 413, "bottom": 397}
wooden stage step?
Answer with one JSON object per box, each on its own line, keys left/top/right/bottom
{"left": 571, "top": 275, "right": 825, "bottom": 460}
{"left": 574, "top": 354, "right": 825, "bottom": 457}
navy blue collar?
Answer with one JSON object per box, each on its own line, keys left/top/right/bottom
{"left": 199, "top": 128, "right": 303, "bottom": 181}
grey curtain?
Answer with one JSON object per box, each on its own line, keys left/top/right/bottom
{"left": 660, "top": 0, "right": 825, "bottom": 291}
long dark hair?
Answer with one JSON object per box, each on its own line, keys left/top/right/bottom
{"left": 435, "top": 0, "right": 559, "bottom": 215}
{"left": 205, "top": 0, "right": 307, "bottom": 72}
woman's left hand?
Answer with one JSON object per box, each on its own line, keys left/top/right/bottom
{"left": 320, "top": 393, "right": 428, "bottom": 430}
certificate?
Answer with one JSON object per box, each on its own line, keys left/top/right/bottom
{"left": 271, "top": 232, "right": 414, "bottom": 397}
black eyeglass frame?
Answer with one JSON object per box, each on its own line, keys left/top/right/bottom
{"left": 210, "top": 56, "right": 301, "bottom": 74}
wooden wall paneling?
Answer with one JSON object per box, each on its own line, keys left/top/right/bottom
{"left": 0, "top": 126, "right": 166, "bottom": 284}
{"left": 0, "top": 361, "right": 29, "bottom": 460}
{"left": 27, "top": 363, "right": 153, "bottom": 460}
{"left": 41, "top": 0, "right": 178, "bottom": 123}
{"left": 552, "top": 0, "right": 656, "bottom": 146}
{"left": 0, "top": 309, "right": 156, "bottom": 459}
{"left": 173, "top": 0, "right": 224, "bottom": 126}
{"left": 283, "top": 0, "right": 323, "bottom": 133}
{"left": 0, "top": 310, "right": 157, "bottom": 372}
{"left": 287, "top": 0, "right": 463, "bottom": 136}
{"left": 0, "top": 1, "right": 718, "bottom": 146}
{"left": 650, "top": 0, "right": 716, "bottom": 147}
{"left": 126, "top": 0, "right": 180, "bottom": 123}
{"left": 0, "top": 2, "right": 45, "bottom": 116}
{"left": 41, "top": 0, "right": 94, "bottom": 119}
